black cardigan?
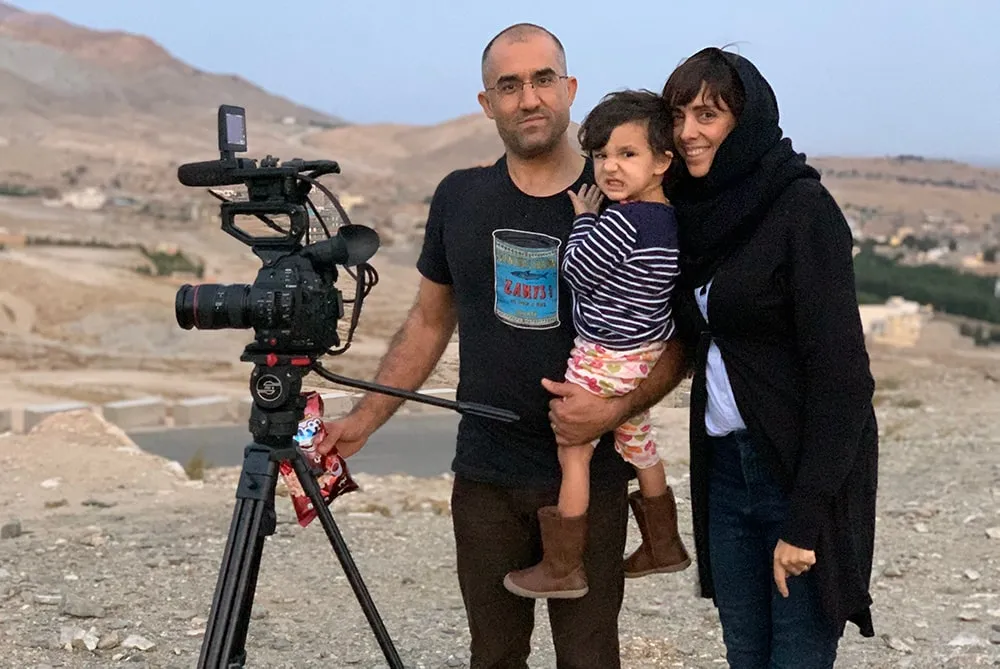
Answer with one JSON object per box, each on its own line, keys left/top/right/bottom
{"left": 674, "top": 178, "right": 879, "bottom": 637}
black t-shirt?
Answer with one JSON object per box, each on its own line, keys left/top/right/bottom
{"left": 417, "top": 155, "right": 634, "bottom": 490}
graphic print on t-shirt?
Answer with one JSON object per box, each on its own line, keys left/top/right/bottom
{"left": 492, "top": 228, "right": 561, "bottom": 329}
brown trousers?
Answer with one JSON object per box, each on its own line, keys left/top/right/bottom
{"left": 451, "top": 474, "right": 629, "bottom": 669}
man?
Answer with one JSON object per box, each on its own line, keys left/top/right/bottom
{"left": 317, "top": 23, "right": 687, "bottom": 669}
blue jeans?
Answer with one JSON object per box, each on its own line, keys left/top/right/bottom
{"left": 708, "top": 430, "right": 840, "bottom": 669}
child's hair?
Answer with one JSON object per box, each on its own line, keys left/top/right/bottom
{"left": 577, "top": 89, "right": 674, "bottom": 156}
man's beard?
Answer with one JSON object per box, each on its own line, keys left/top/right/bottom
{"left": 497, "top": 113, "right": 569, "bottom": 159}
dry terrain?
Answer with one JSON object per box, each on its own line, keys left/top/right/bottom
{"left": 0, "top": 340, "right": 998, "bottom": 668}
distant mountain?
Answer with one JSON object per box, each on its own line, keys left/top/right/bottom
{"left": 0, "top": 1, "right": 342, "bottom": 126}
{"left": 0, "top": 2, "right": 996, "bottom": 263}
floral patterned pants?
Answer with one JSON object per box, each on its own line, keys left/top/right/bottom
{"left": 563, "top": 336, "right": 665, "bottom": 470}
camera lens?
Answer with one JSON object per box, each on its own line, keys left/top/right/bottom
{"left": 175, "top": 284, "right": 252, "bottom": 330}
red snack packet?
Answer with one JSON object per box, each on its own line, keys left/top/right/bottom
{"left": 278, "top": 391, "right": 359, "bottom": 527}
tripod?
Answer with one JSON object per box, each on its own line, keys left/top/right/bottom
{"left": 197, "top": 352, "right": 517, "bottom": 668}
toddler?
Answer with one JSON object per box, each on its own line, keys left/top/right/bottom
{"left": 504, "top": 89, "right": 691, "bottom": 599}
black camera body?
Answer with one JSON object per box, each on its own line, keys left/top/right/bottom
{"left": 175, "top": 252, "right": 343, "bottom": 354}
{"left": 175, "top": 105, "right": 377, "bottom": 359}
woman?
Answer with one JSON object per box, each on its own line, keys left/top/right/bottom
{"left": 661, "top": 47, "right": 879, "bottom": 668}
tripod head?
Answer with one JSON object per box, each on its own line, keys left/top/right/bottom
{"left": 242, "top": 351, "right": 312, "bottom": 446}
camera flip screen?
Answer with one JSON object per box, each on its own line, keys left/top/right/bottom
{"left": 226, "top": 113, "right": 246, "bottom": 148}
{"left": 218, "top": 104, "right": 248, "bottom": 153}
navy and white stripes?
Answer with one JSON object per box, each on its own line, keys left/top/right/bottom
{"left": 562, "top": 201, "right": 680, "bottom": 350}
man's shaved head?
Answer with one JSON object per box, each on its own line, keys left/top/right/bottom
{"left": 480, "top": 23, "right": 567, "bottom": 86}
{"left": 476, "top": 22, "right": 576, "bottom": 159}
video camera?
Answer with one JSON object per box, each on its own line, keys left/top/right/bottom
{"left": 175, "top": 104, "right": 376, "bottom": 358}
{"left": 175, "top": 105, "right": 518, "bottom": 420}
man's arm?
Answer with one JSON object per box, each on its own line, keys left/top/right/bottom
{"left": 543, "top": 337, "right": 689, "bottom": 447}
{"left": 350, "top": 277, "right": 457, "bottom": 434}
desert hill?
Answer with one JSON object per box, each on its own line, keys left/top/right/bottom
{"left": 0, "top": 1, "right": 349, "bottom": 205}
{"left": 0, "top": 2, "right": 341, "bottom": 125}
{"left": 0, "top": 1, "right": 997, "bottom": 254}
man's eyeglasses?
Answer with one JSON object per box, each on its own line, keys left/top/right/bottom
{"left": 486, "top": 73, "right": 569, "bottom": 98}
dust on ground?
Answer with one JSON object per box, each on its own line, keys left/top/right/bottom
{"left": 0, "top": 340, "right": 998, "bottom": 668}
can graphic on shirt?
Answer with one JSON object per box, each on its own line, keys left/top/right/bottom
{"left": 492, "top": 229, "right": 561, "bottom": 330}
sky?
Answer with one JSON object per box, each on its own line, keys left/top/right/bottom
{"left": 10, "top": 0, "right": 999, "bottom": 165}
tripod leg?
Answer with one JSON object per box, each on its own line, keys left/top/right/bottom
{"left": 198, "top": 445, "right": 277, "bottom": 669}
{"left": 290, "top": 453, "right": 405, "bottom": 669}
{"left": 226, "top": 500, "right": 274, "bottom": 666}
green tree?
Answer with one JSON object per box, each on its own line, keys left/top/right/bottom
{"left": 853, "top": 249, "right": 1000, "bottom": 324}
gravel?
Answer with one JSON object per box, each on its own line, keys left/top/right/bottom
{"left": 1, "top": 350, "right": 998, "bottom": 668}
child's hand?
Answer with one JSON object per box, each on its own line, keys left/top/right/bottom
{"left": 567, "top": 184, "right": 604, "bottom": 216}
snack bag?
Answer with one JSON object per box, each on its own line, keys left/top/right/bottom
{"left": 278, "top": 391, "right": 359, "bottom": 527}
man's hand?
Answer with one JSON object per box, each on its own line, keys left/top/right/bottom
{"left": 313, "top": 276, "right": 456, "bottom": 461}
{"left": 541, "top": 377, "right": 624, "bottom": 446}
{"left": 773, "top": 539, "right": 817, "bottom": 598}
{"left": 542, "top": 339, "right": 688, "bottom": 447}
{"left": 316, "top": 414, "right": 374, "bottom": 460}
{"left": 567, "top": 184, "right": 604, "bottom": 216}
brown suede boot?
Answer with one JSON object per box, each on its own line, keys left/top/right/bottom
{"left": 503, "top": 506, "right": 589, "bottom": 599}
{"left": 624, "top": 488, "right": 691, "bottom": 578}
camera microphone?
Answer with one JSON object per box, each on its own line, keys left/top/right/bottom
{"left": 177, "top": 160, "right": 246, "bottom": 188}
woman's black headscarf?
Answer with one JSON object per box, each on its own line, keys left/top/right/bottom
{"left": 664, "top": 51, "right": 821, "bottom": 287}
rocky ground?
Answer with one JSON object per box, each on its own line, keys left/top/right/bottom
{"left": 1, "top": 343, "right": 999, "bottom": 669}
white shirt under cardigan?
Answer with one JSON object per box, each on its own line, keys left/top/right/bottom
{"left": 694, "top": 280, "right": 748, "bottom": 437}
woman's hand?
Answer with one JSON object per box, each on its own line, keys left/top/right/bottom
{"left": 773, "top": 539, "right": 816, "bottom": 598}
